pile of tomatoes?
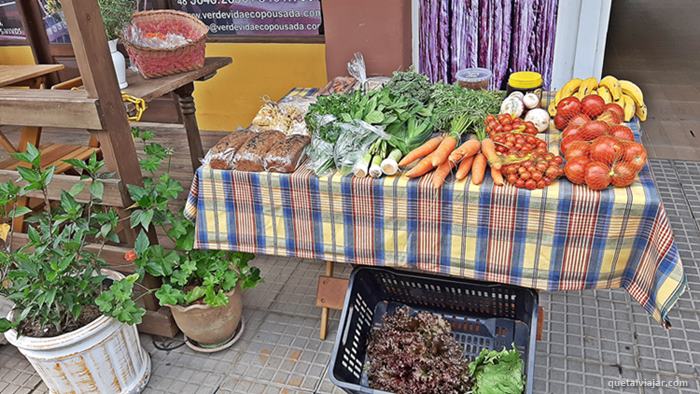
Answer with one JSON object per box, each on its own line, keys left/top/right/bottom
{"left": 485, "top": 114, "right": 539, "bottom": 137}
{"left": 492, "top": 132, "right": 548, "bottom": 155}
{"left": 553, "top": 95, "right": 625, "bottom": 131}
{"left": 501, "top": 151, "right": 564, "bottom": 190}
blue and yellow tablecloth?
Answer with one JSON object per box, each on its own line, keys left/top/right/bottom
{"left": 185, "top": 92, "right": 686, "bottom": 327}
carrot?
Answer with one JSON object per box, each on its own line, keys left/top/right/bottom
{"left": 431, "top": 160, "right": 456, "bottom": 188}
{"left": 448, "top": 139, "right": 481, "bottom": 163}
{"left": 471, "top": 153, "right": 487, "bottom": 185}
{"left": 399, "top": 136, "right": 443, "bottom": 167}
{"left": 491, "top": 166, "right": 504, "bottom": 186}
{"left": 455, "top": 155, "right": 475, "bottom": 181}
{"left": 430, "top": 135, "right": 459, "bottom": 167}
{"left": 480, "top": 138, "right": 501, "bottom": 170}
{"left": 405, "top": 157, "right": 435, "bottom": 178}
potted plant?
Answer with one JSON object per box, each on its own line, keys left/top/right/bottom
{"left": 0, "top": 146, "right": 150, "bottom": 393}
{"left": 47, "top": 0, "right": 134, "bottom": 88}
{"left": 124, "top": 128, "right": 261, "bottom": 351}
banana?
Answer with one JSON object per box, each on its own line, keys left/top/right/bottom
{"left": 621, "top": 94, "right": 636, "bottom": 122}
{"left": 597, "top": 85, "right": 613, "bottom": 104}
{"left": 635, "top": 103, "right": 648, "bottom": 122}
{"left": 599, "top": 75, "right": 622, "bottom": 101}
{"left": 558, "top": 78, "right": 583, "bottom": 102}
{"left": 548, "top": 100, "right": 557, "bottom": 117}
{"left": 578, "top": 77, "right": 598, "bottom": 97}
{"left": 619, "top": 79, "right": 645, "bottom": 108}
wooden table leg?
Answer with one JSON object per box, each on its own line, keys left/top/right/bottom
{"left": 174, "top": 82, "right": 204, "bottom": 171}
{"left": 320, "top": 261, "right": 334, "bottom": 340}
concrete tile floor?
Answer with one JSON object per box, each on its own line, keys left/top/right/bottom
{"left": 1, "top": 159, "right": 699, "bottom": 393}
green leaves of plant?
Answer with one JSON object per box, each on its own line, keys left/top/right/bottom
{"left": 0, "top": 318, "right": 15, "bottom": 333}
{"left": 96, "top": 274, "right": 145, "bottom": 325}
{"left": 154, "top": 284, "right": 184, "bottom": 306}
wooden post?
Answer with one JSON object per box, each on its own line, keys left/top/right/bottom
{"left": 60, "top": 0, "right": 161, "bottom": 312}
{"left": 319, "top": 261, "right": 334, "bottom": 340}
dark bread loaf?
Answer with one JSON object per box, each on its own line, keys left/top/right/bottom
{"left": 264, "top": 135, "right": 311, "bottom": 173}
{"left": 234, "top": 130, "right": 286, "bottom": 172}
{"left": 210, "top": 129, "right": 257, "bottom": 155}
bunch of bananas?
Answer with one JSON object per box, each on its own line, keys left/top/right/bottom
{"left": 548, "top": 76, "right": 647, "bottom": 122}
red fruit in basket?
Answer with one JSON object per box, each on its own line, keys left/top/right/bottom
{"left": 553, "top": 114, "right": 568, "bottom": 130}
{"left": 564, "top": 156, "right": 590, "bottom": 185}
{"left": 609, "top": 125, "right": 635, "bottom": 141}
{"left": 581, "top": 95, "right": 606, "bottom": 118}
{"left": 597, "top": 110, "right": 622, "bottom": 126}
{"left": 610, "top": 161, "right": 638, "bottom": 187}
{"left": 557, "top": 97, "right": 582, "bottom": 120}
{"left": 589, "top": 136, "right": 623, "bottom": 165}
{"left": 605, "top": 103, "right": 625, "bottom": 121}
{"left": 560, "top": 135, "right": 581, "bottom": 155}
{"left": 584, "top": 161, "right": 612, "bottom": 190}
{"left": 562, "top": 126, "right": 581, "bottom": 140}
{"left": 568, "top": 113, "right": 591, "bottom": 129}
{"left": 622, "top": 142, "right": 648, "bottom": 171}
{"left": 564, "top": 140, "right": 590, "bottom": 161}
{"left": 579, "top": 120, "right": 610, "bottom": 141}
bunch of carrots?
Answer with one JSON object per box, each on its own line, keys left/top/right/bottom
{"left": 399, "top": 130, "right": 504, "bottom": 188}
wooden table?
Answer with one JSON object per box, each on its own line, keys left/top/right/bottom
{"left": 0, "top": 64, "right": 64, "bottom": 88}
{"left": 123, "top": 57, "right": 232, "bottom": 170}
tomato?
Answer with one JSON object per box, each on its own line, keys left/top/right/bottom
{"left": 564, "top": 156, "right": 589, "bottom": 184}
{"left": 604, "top": 103, "right": 625, "bottom": 121}
{"left": 584, "top": 161, "right": 612, "bottom": 190}
{"left": 556, "top": 97, "right": 582, "bottom": 120}
{"left": 568, "top": 113, "right": 591, "bottom": 129}
{"left": 562, "top": 125, "right": 581, "bottom": 140}
{"left": 609, "top": 125, "right": 635, "bottom": 141}
{"left": 597, "top": 110, "right": 622, "bottom": 126}
{"left": 554, "top": 114, "right": 568, "bottom": 130}
{"left": 581, "top": 95, "right": 606, "bottom": 118}
{"left": 560, "top": 135, "right": 581, "bottom": 155}
{"left": 579, "top": 120, "right": 610, "bottom": 141}
{"left": 589, "top": 136, "right": 623, "bottom": 165}
{"left": 564, "top": 140, "right": 590, "bottom": 161}
{"left": 610, "top": 162, "right": 638, "bottom": 187}
{"left": 622, "top": 142, "right": 648, "bottom": 171}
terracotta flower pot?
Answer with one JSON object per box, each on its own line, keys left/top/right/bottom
{"left": 4, "top": 270, "right": 150, "bottom": 394}
{"left": 168, "top": 287, "right": 242, "bottom": 347}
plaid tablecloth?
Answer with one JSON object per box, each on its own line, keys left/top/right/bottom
{"left": 185, "top": 91, "right": 686, "bottom": 327}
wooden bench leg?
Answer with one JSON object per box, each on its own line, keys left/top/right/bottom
{"left": 537, "top": 306, "right": 545, "bottom": 341}
{"left": 174, "top": 82, "right": 204, "bottom": 171}
{"left": 320, "top": 261, "right": 334, "bottom": 340}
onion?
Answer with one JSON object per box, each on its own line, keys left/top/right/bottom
{"left": 523, "top": 93, "right": 540, "bottom": 109}
{"left": 524, "top": 108, "right": 551, "bottom": 132}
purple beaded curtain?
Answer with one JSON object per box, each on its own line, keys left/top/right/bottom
{"left": 419, "top": 0, "right": 559, "bottom": 89}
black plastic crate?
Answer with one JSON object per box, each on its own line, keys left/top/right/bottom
{"left": 329, "top": 266, "right": 538, "bottom": 394}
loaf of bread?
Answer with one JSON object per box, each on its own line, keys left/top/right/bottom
{"left": 233, "top": 130, "right": 286, "bottom": 172}
{"left": 206, "top": 130, "right": 257, "bottom": 170}
{"left": 264, "top": 135, "right": 310, "bottom": 173}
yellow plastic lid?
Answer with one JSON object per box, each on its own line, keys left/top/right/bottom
{"left": 508, "top": 71, "right": 543, "bottom": 89}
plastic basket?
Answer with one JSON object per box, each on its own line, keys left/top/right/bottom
{"left": 123, "top": 10, "right": 208, "bottom": 79}
{"left": 329, "top": 267, "right": 538, "bottom": 394}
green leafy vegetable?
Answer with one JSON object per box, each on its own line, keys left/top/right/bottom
{"left": 468, "top": 346, "right": 525, "bottom": 394}
{"left": 430, "top": 83, "right": 503, "bottom": 136}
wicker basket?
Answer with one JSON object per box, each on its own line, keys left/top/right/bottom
{"left": 123, "top": 10, "right": 208, "bottom": 79}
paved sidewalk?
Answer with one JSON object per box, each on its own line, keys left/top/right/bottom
{"left": 1, "top": 159, "right": 699, "bottom": 394}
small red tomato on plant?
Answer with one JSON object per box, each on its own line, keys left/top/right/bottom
{"left": 124, "top": 249, "right": 138, "bottom": 262}
{"left": 581, "top": 95, "right": 606, "bottom": 118}
{"left": 584, "top": 161, "right": 612, "bottom": 190}
{"left": 564, "top": 156, "right": 590, "bottom": 185}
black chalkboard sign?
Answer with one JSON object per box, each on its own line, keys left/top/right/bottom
{"left": 0, "top": 0, "right": 24, "bottom": 40}
{"left": 171, "top": 0, "right": 322, "bottom": 37}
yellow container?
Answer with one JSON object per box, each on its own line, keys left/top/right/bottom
{"left": 507, "top": 71, "right": 543, "bottom": 98}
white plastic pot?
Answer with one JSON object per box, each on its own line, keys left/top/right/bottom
{"left": 4, "top": 271, "right": 150, "bottom": 394}
{"left": 109, "top": 39, "right": 128, "bottom": 89}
